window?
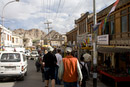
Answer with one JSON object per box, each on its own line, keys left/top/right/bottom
{"left": 16, "top": 38, "right": 18, "bottom": 43}
{"left": 105, "top": 22, "right": 109, "bottom": 34}
{"left": 10, "top": 36, "right": 11, "bottom": 41}
{"left": 0, "top": 53, "right": 21, "bottom": 62}
{"left": 22, "top": 54, "right": 26, "bottom": 61}
{"left": 12, "top": 37, "right": 14, "bottom": 43}
{"left": 110, "top": 15, "right": 115, "bottom": 34}
{"left": 7, "top": 35, "right": 9, "bottom": 41}
{"left": 121, "top": 9, "right": 128, "bottom": 32}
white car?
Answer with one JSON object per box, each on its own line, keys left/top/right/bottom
{"left": 25, "top": 50, "right": 31, "bottom": 59}
{"left": 0, "top": 51, "right": 28, "bottom": 81}
{"left": 30, "top": 50, "right": 39, "bottom": 60}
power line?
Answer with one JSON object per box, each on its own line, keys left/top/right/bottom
{"left": 55, "top": 0, "right": 62, "bottom": 20}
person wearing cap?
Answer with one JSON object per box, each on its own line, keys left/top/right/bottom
{"left": 58, "top": 47, "right": 83, "bottom": 87}
{"left": 43, "top": 47, "right": 57, "bottom": 87}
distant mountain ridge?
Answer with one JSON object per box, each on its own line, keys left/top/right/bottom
{"left": 13, "top": 28, "right": 46, "bottom": 40}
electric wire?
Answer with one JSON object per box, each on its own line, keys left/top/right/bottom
{"left": 55, "top": 0, "right": 62, "bottom": 20}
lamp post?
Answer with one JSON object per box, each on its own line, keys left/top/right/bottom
{"left": 1, "top": 0, "right": 19, "bottom": 26}
{"left": 93, "top": 0, "right": 97, "bottom": 87}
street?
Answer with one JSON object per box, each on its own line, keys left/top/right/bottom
{"left": 0, "top": 60, "right": 109, "bottom": 87}
{"left": 0, "top": 60, "right": 63, "bottom": 87}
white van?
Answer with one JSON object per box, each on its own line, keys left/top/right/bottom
{"left": 0, "top": 51, "right": 28, "bottom": 81}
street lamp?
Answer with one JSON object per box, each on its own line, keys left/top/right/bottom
{"left": 1, "top": 0, "right": 19, "bottom": 26}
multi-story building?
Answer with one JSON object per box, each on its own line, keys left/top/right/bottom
{"left": 86, "top": 0, "right": 130, "bottom": 86}
{"left": 66, "top": 27, "right": 78, "bottom": 50}
{"left": 67, "top": 0, "right": 130, "bottom": 85}
{"left": 75, "top": 12, "right": 93, "bottom": 58}
{"left": 0, "top": 25, "right": 12, "bottom": 47}
{"left": 43, "top": 30, "right": 67, "bottom": 47}
{"left": 12, "top": 34, "right": 23, "bottom": 47}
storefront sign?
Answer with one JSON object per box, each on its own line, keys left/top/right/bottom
{"left": 97, "top": 35, "right": 109, "bottom": 45}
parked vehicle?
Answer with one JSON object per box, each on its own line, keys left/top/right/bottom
{"left": 30, "top": 50, "right": 39, "bottom": 60}
{"left": 0, "top": 51, "right": 28, "bottom": 81}
{"left": 25, "top": 50, "right": 31, "bottom": 59}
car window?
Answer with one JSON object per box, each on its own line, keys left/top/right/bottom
{"left": 22, "top": 54, "right": 26, "bottom": 61}
{"left": 31, "top": 51, "right": 37, "bottom": 54}
{"left": 0, "top": 53, "right": 21, "bottom": 62}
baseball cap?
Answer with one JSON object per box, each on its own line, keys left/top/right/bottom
{"left": 48, "top": 47, "right": 54, "bottom": 52}
{"left": 65, "top": 47, "right": 72, "bottom": 53}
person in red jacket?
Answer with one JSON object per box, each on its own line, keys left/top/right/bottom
{"left": 58, "top": 47, "right": 82, "bottom": 87}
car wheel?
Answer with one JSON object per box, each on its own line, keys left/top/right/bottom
{"left": 17, "top": 76, "right": 24, "bottom": 81}
{"left": 25, "top": 71, "right": 27, "bottom": 76}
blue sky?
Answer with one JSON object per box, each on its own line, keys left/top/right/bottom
{"left": 0, "top": 0, "right": 116, "bottom": 34}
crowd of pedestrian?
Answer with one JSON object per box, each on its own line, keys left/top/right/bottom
{"left": 35, "top": 46, "right": 91, "bottom": 87}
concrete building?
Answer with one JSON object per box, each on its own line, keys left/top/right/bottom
{"left": 0, "top": 25, "right": 12, "bottom": 47}
{"left": 12, "top": 34, "right": 23, "bottom": 47}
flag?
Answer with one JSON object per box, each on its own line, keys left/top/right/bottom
{"left": 109, "top": 0, "right": 119, "bottom": 14}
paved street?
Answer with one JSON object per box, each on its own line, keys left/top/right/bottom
{"left": 0, "top": 60, "right": 108, "bottom": 87}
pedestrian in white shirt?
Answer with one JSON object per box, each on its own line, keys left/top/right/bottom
{"left": 55, "top": 49, "right": 62, "bottom": 85}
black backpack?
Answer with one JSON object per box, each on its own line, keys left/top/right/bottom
{"left": 80, "top": 62, "right": 88, "bottom": 80}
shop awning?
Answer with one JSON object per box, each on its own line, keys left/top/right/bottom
{"left": 98, "top": 46, "right": 130, "bottom": 53}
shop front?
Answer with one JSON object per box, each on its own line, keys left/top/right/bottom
{"left": 77, "top": 34, "right": 92, "bottom": 59}
{"left": 97, "top": 46, "right": 130, "bottom": 87}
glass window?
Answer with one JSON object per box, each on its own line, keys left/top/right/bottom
{"left": 105, "top": 22, "right": 109, "bottom": 34}
{"left": 121, "top": 9, "right": 127, "bottom": 15}
{"left": 110, "top": 20, "right": 114, "bottom": 34}
{"left": 121, "top": 16, "right": 127, "bottom": 32}
{"left": 12, "top": 37, "right": 14, "bottom": 43}
{"left": 16, "top": 38, "right": 18, "bottom": 43}
{"left": 0, "top": 53, "right": 21, "bottom": 62}
{"left": 23, "top": 54, "right": 26, "bottom": 61}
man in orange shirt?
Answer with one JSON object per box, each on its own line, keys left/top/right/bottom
{"left": 58, "top": 47, "right": 82, "bottom": 87}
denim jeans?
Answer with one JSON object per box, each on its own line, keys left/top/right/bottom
{"left": 64, "top": 81, "right": 79, "bottom": 87}
{"left": 55, "top": 66, "right": 61, "bottom": 84}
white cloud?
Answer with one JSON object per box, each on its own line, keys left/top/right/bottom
{"left": 0, "top": 0, "right": 117, "bottom": 34}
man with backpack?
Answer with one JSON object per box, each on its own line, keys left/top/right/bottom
{"left": 80, "top": 54, "right": 89, "bottom": 87}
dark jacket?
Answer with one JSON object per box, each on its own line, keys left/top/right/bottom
{"left": 43, "top": 52, "right": 57, "bottom": 67}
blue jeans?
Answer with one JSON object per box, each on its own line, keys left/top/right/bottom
{"left": 64, "top": 82, "right": 79, "bottom": 87}
{"left": 55, "top": 66, "right": 61, "bottom": 84}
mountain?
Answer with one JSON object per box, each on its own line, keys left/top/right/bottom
{"left": 13, "top": 28, "right": 46, "bottom": 40}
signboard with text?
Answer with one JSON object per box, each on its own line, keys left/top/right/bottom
{"left": 97, "top": 35, "right": 109, "bottom": 45}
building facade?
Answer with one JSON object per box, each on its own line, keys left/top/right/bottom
{"left": 12, "top": 34, "right": 23, "bottom": 47}
{"left": 0, "top": 25, "right": 12, "bottom": 47}
{"left": 86, "top": 0, "right": 130, "bottom": 85}
{"left": 66, "top": 27, "right": 78, "bottom": 49}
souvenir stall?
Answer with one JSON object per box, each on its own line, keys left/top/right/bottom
{"left": 97, "top": 46, "right": 130, "bottom": 87}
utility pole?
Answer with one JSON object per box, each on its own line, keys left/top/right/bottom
{"left": 44, "top": 21, "right": 52, "bottom": 45}
{"left": 93, "top": 0, "right": 97, "bottom": 87}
